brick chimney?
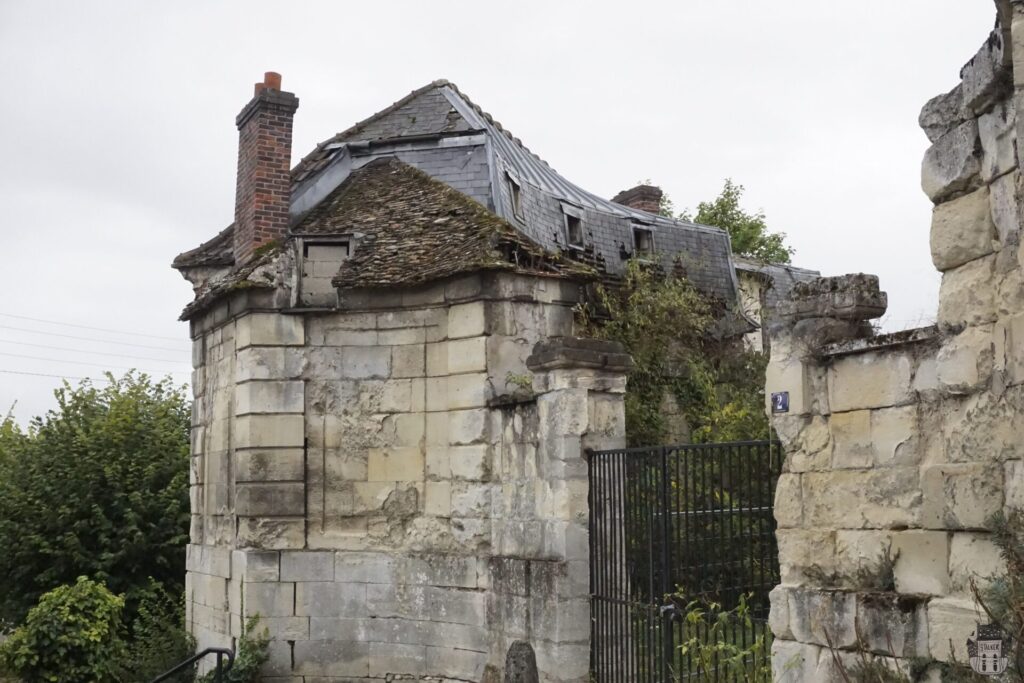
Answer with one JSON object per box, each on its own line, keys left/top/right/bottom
{"left": 611, "top": 184, "right": 663, "bottom": 214}
{"left": 233, "top": 72, "right": 299, "bottom": 264}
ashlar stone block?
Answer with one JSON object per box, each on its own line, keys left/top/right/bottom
{"left": 990, "top": 170, "right": 1020, "bottom": 244}
{"left": 280, "top": 551, "right": 335, "bottom": 582}
{"left": 236, "top": 312, "right": 304, "bottom": 348}
{"left": 927, "top": 596, "right": 985, "bottom": 662}
{"left": 235, "top": 380, "right": 304, "bottom": 416}
{"left": 892, "top": 530, "right": 950, "bottom": 595}
{"left": 949, "top": 532, "right": 1006, "bottom": 594}
{"left": 921, "top": 119, "right": 982, "bottom": 203}
{"left": 367, "top": 447, "right": 425, "bottom": 482}
{"left": 828, "top": 351, "right": 914, "bottom": 412}
{"left": 938, "top": 254, "right": 997, "bottom": 329}
{"left": 930, "top": 187, "right": 997, "bottom": 271}
{"left": 448, "top": 301, "right": 485, "bottom": 339}
{"left": 447, "top": 336, "right": 487, "bottom": 374}
{"left": 234, "top": 414, "right": 305, "bottom": 449}
{"left": 921, "top": 462, "right": 1003, "bottom": 529}
{"left": 829, "top": 410, "right": 872, "bottom": 469}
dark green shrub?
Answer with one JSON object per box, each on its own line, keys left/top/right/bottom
{"left": 122, "top": 582, "right": 195, "bottom": 682}
{"left": 196, "top": 616, "right": 270, "bottom": 683}
{"left": 0, "top": 577, "right": 127, "bottom": 683}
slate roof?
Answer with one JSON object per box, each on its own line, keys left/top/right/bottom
{"left": 176, "top": 79, "right": 742, "bottom": 312}
{"left": 298, "top": 157, "right": 591, "bottom": 288}
{"left": 733, "top": 256, "right": 821, "bottom": 318}
{"left": 172, "top": 224, "right": 234, "bottom": 269}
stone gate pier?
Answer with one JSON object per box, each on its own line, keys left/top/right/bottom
{"left": 767, "top": 2, "right": 1024, "bottom": 678}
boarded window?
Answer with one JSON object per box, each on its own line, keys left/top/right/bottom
{"left": 300, "top": 241, "right": 349, "bottom": 306}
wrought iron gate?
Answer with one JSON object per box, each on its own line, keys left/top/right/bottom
{"left": 588, "top": 441, "right": 782, "bottom": 681}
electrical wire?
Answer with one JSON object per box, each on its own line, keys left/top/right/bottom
{"left": 0, "top": 351, "right": 188, "bottom": 375}
{"left": 0, "top": 312, "right": 188, "bottom": 343}
{"left": 0, "top": 325, "right": 186, "bottom": 352}
{"left": 0, "top": 369, "right": 113, "bottom": 383}
{"left": 0, "top": 338, "right": 190, "bottom": 365}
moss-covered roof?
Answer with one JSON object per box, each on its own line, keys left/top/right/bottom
{"left": 290, "top": 157, "right": 592, "bottom": 289}
{"left": 172, "top": 224, "right": 234, "bottom": 269}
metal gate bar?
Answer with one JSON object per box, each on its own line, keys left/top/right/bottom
{"left": 588, "top": 441, "right": 781, "bottom": 682}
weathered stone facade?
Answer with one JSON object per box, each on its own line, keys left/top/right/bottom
{"left": 767, "top": 4, "right": 1021, "bottom": 678}
{"left": 184, "top": 270, "right": 629, "bottom": 680}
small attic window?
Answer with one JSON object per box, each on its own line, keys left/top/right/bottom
{"left": 300, "top": 240, "right": 350, "bottom": 306}
{"left": 506, "top": 173, "right": 524, "bottom": 221}
{"left": 564, "top": 214, "right": 584, "bottom": 249}
{"left": 633, "top": 226, "right": 654, "bottom": 257}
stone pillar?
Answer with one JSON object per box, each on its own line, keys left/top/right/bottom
{"left": 486, "top": 338, "right": 630, "bottom": 683}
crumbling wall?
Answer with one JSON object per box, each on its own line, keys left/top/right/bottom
{"left": 767, "top": 5, "right": 1023, "bottom": 678}
{"left": 185, "top": 270, "right": 627, "bottom": 681}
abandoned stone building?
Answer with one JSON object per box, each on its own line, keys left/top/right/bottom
{"left": 173, "top": 73, "right": 815, "bottom": 680}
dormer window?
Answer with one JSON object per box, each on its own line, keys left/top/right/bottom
{"left": 299, "top": 239, "right": 350, "bottom": 306}
{"left": 561, "top": 204, "right": 585, "bottom": 249}
{"left": 506, "top": 172, "right": 524, "bottom": 221}
{"left": 633, "top": 226, "right": 654, "bottom": 257}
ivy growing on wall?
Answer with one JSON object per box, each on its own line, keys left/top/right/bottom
{"left": 579, "top": 258, "right": 769, "bottom": 446}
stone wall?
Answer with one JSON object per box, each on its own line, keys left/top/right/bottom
{"left": 185, "top": 270, "right": 628, "bottom": 681}
{"left": 767, "top": 5, "right": 1022, "bottom": 678}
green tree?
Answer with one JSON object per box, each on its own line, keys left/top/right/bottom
{"left": 0, "top": 576, "right": 128, "bottom": 683}
{"left": 0, "top": 372, "right": 190, "bottom": 626}
{"left": 680, "top": 179, "right": 794, "bottom": 264}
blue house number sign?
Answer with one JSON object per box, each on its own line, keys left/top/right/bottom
{"left": 771, "top": 391, "right": 790, "bottom": 414}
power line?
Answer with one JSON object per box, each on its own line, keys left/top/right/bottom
{"left": 0, "top": 369, "right": 112, "bottom": 383}
{"left": 0, "top": 338, "right": 190, "bottom": 365}
{"left": 0, "top": 351, "right": 189, "bottom": 375}
{"left": 0, "top": 312, "right": 188, "bottom": 343}
{"left": 0, "top": 325, "right": 188, "bottom": 353}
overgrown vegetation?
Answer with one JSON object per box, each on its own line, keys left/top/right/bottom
{"left": 580, "top": 258, "right": 769, "bottom": 446}
{"left": 674, "top": 595, "right": 772, "bottom": 682}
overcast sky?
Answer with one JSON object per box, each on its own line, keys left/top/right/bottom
{"left": 0, "top": 1, "right": 995, "bottom": 423}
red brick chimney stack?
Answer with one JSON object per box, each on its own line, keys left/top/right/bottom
{"left": 233, "top": 71, "right": 299, "bottom": 264}
{"left": 611, "top": 184, "right": 664, "bottom": 215}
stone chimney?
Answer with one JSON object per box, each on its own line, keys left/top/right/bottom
{"left": 611, "top": 184, "right": 663, "bottom": 214}
{"left": 233, "top": 72, "right": 299, "bottom": 264}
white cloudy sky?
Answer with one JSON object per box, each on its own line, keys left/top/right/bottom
{"left": 0, "top": 1, "right": 995, "bottom": 423}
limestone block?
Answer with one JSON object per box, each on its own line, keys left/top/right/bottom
{"left": 856, "top": 593, "right": 929, "bottom": 657}
{"left": 242, "top": 582, "right": 295, "bottom": 617}
{"left": 870, "top": 405, "right": 919, "bottom": 467}
{"left": 921, "top": 120, "right": 983, "bottom": 203}
{"left": 391, "top": 344, "right": 425, "bottom": 378}
{"left": 449, "top": 444, "right": 491, "bottom": 481}
{"left": 292, "top": 639, "right": 370, "bottom": 677}
{"left": 943, "top": 385, "right": 1024, "bottom": 461}
{"left": 892, "top": 530, "right": 950, "bottom": 595}
{"left": 776, "top": 415, "right": 832, "bottom": 473}
{"left": 448, "top": 301, "right": 485, "bottom": 339}
{"left": 997, "top": 269, "right": 1024, "bottom": 323}
{"left": 920, "top": 84, "right": 968, "bottom": 143}
{"left": 236, "top": 313, "right": 304, "bottom": 349}
{"left": 776, "top": 528, "right": 835, "bottom": 586}
{"left": 237, "top": 517, "right": 305, "bottom": 550}
{"left": 937, "top": 254, "right": 997, "bottom": 329}
{"left": 232, "top": 550, "right": 280, "bottom": 582}
{"left": 803, "top": 469, "right": 921, "bottom": 529}
{"left": 377, "top": 326, "right": 426, "bottom": 346}
{"left": 367, "top": 447, "right": 424, "bottom": 482}
{"left": 828, "top": 351, "right": 913, "bottom": 412}
{"left": 979, "top": 99, "right": 1018, "bottom": 182}
{"left": 930, "top": 187, "right": 997, "bottom": 271}
{"left": 234, "top": 414, "right": 305, "bottom": 449}
{"left": 447, "top": 336, "right": 487, "bottom": 375}
{"left": 773, "top": 473, "right": 803, "bottom": 528}
{"left": 400, "top": 554, "right": 480, "bottom": 588}
{"left": 253, "top": 616, "right": 310, "bottom": 641}
{"left": 294, "top": 581, "right": 368, "bottom": 618}
{"left": 921, "top": 462, "right": 1003, "bottom": 529}
{"left": 990, "top": 170, "right": 1020, "bottom": 244}
{"left": 235, "top": 380, "right": 304, "bottom": 416}
{"left": 449, "top": 408, "right": 489, "bottom": 445}
{"left": 935, "top": 324, "right": 994, "bottom": 394}
{"left": 538, "top": 389, "right": 589, "bottom": 437}
{"left": 236, "top": 347, "right": 304, "bottom": 382}
{"left": 425, "top": 646, "right": 488, "bottom": 681}
{"left": 280, "top": 551, "right": 335, "bottom": 582}
{"left": 1007, "top": 460, "right": 1024, "bottom": 509}
{"left": 377, "top": 380, "right": 413, "bottom": 413}
{"left": 769, "top": 586, "right": 793, "bottom": 639}
{"left": 961, "top": 31, "right": 1010, "bottom": 114}
{"left": 425, "top": 480, "right": 452, "bottom": 517}
{"left": 187, "top": 544, "right": 233, "bottom": 578}
{"left": 835, "top": 530, "right": 893, "bottom": 585}
{"left": 949, "top": 532, "right": 1006, "bottom": 594}
{"left": 236, "top": 482, "right": 304, "bottom": 516}
{"left": 341, "top": 346, "right": 390, "bottom": 379}
{"left": 787, "top": 588, "right": 857, "bottom": 648}
{"left": 829, "top": 410, "right": 872, "bottom": 469}
{"left": 323, "top": 328, "right": 377, "bottom": 346}
{"left": 927, "top": 596, "right": 985, "bottom": 662}
{"left": 765, "top": 357, "right": 812, "bottom": 416}
{"left": 450, "top": 482, "right": 493, "bottom": 518}
{"left": 447, "top": 372, "right": 489, "bottom": 409}
{"left": 771, "top": 640, "right": 829, "bottom": 683}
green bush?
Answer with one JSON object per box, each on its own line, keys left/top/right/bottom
{"left": 0, "top": 373, "right": 190, "bottom": 626}
{"left": 122, "top": 582, "right": 195, "bottom": 682}
{"left": 196, "top": 616, "right": 270, "bottom": 683}
{"left": 675, "top": 595, "right": 771, "bottom": 682}
{"left": 0, "top": 577, "right": 127, "bottom": 683}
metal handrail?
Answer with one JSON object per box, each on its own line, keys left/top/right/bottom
{"left": 150, "top": 647, "right": 235, "bottom": 682}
